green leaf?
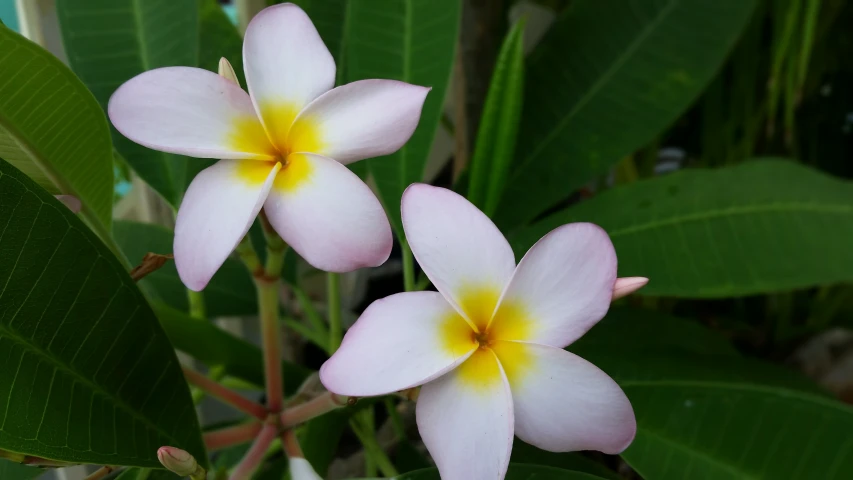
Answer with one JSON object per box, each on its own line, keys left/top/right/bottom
{"left": 0, "top": 23, "right": 114, "bottom": 233}
{"left": 155, "top": 304, "right": 312, "bottom": 393}
{"left": 510, "top": 160, "right": 853, "bottom": 297}
{"left": 494, "top": 0, "right": 757, "bottom": 230}
{"left": 467, "top": 19, "right": 526, "bottom": 216}
{"left": 198, "top": 0, "right": 245, "bottom": 86}
{"left": 345, "top": 0, "right": 460, "bottom": 236}
{"left": 0, "top": 460, "right": 43, "bottom": 480}
{"left": 510, "top": 441, "right": 618, "bottom": 480}
{"left": 113, "top": 221, "right": 257, "bottom": 317}
{"left": 56, "top": 0, "right": 209, "bottom": 208}
{"left": 0, "top": 159, "right": 204, "bottom": 467}
{"left": 393, "top": 464, "right": 612, "bottom": 479}
{"left": 571, "top": 310, "right": 853, "bottom": 480}
{"left": 115, "top": 468, "right": 178, "bottom": 480}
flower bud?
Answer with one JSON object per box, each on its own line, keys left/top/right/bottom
{"left": 218, "top": 57, "right": 239, "bottom": 86}
{"left": 157, "top": 446, "right": 201, "bottom": 477}
{"left": 289, "top": 457, "right": 322, "bottom": 480}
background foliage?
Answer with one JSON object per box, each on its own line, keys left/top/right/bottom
{"left": 1, "top": 0, "right": 852, "bottom": 478}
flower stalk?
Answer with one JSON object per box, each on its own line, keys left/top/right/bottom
{"left": 203, "top": 422, "right": 263, "bottom": 451}
{"left": 229, "top": 423, "right": 278, "bottom": 480}
{"left": 182, "top": 366, "right": 267, "bottom": 420}
{"left": 280, "top": 391, "right": 350, "bottom": 429}
{"left": 327, "top": 273, "right": 342, "bottom": 352}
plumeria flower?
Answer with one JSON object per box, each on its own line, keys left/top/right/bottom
{"left": 320, "top": 185, "right": 640, "bottom": 480}
{"left": 108, "top": 3, "right": 429, "bottom": 290}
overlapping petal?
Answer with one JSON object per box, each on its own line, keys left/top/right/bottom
{"left": 493, "top": 341, "right": 635, "bottom": 454}
{"left": 108, "top": 67, "right": 276, "bottom": 160}
{"left": 402, "top": 184, "right": 516, "bottom": 330}
{"left": 417, "top": 349, "right": 514, "bottom": 480}
{"left": 289, "top": 80, "right": 430, "bottom": 164}
{"left": 492, "top": 223, "right": 616, "bottom": 347}
{"left": 320, "top": 292, "right": 476, "bottom": 396}
{"left": 174, "top": 160, "right": 280, "bottom": 291}
{"left": 243, "top": 3, "right": 335, "bottom": 149}
{"left": 263, "top": 153, "right": 392, "bottom": 272}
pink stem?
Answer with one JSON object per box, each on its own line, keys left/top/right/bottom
{"left": 203, "top": 422, "right": 263, "bottom": 451}
{"left": 183, "top": 366, "right": 268, "bottom": 421}
{"left": 258, "top": 279, "right": 284, "bottom": 412}
{"left": 229, "top": 423, "right": 277, "bottom": 480}
{"left": 280, "top": 391, "right": 349, "bottom": 429}
{"left": 612, "top": 277, "right": 649, "bottom": 300}
{"left": 280, "top": 429, "right": 304, "bottom": 458}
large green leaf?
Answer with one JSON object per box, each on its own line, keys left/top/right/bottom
{"left": 510, "top": 160, "right": 853, "bottom": 297}
{"left": 572, "top": 310, "right": 853, "bottom": 480}
{"left": 113, "top": 221, "right": 256, "bottom": 317}
{"left": 345, "top": 0, "right": 460, "bottom": 235}
{"left": 56, "top": 0, "right": 208, "bottom": 208}
{"left": 155, "top": 304, "right": 312, "bottom": 393}
{"left": 199, "top": 0, "right": 245, "bottom": 86}
{"left": 0, "top": 159, "right": 204, "bottom": 466}
{"left": 510, "top": 441, "right": 619, "bottom": 480}
{"left": 0, "top": 23, "right": 113, "bottom": 233}
{"left": 467, "top": 19, "right": 525, "bottom": 217}
{"left": 494, "top": 0, "right": 757, "bottom": 230}
{"left": 393, "top": 465, "right": 612, "bottom": 479}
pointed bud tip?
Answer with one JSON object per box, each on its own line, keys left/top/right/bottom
{"left": 157, "top": 446, "right": 198, "bottom": 476}
{"left": 218, "top": 57, "right": 239, "bottom": 86}
{"left": 612, "top": 277, "right": 649, "bottom": 300}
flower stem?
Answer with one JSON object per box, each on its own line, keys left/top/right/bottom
{"left": 182, "top": 366, "right": 267, "bottom": 420}
{"left": 82, "top": 466, "right": 115, "bottom": 480}
{"left": 401, "top": 240, "right": 415, "bottom": 292}
{"left": 350, "top": 410, "right": 398, "bottom": 477}
{"left": 258, "top": 278, "right": 283, "bottom": 412}
{"left": 235, "top": 234, "right": 262, "bottom": 277}
{"left": 280, "top": 429, "right": 304, "bottom": 458}
{"left": 280, "top": 391, "right": 349, "bottom": 429}
{"left": 187, "top": 289, "right": 206, "bottom": 319}
{"left": 327, "top": 273, "right": 342, "bottom": 353}
{"left": 229, "top": 423, "right": 277, "bottom": 480}
{"left": 203, "top": 422, "right": 263, "bottom": 451}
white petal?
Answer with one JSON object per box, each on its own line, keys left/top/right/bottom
{"left": 492, "top": 341, "right": 635, "bottom": 454}
{"left": 108, "top": 67, "right": 276, "bottom": 160}
{"left": 243, "top": 3, "right": 335, "bottom": 149}
{"left": 289, "top": 79, "right": 430, "bottom": 164}
{"left": 320, "top": 292, "right": 476, "bottom": 396}
{"left": 417, "top": 349, "right": 514, "bottom": 480}
{"left": 174, "top": 160, "right": 279, "bottom": 291}
{"left": 263, "top": 153, "right": 392, "bottom": 272}
{"left": 289, "top": 458, "right": 322, "bottom": 480}
{"left": 491, "top": 223, "right": 617, "bottom": 347}
{"left": 401, "top": 184, "right": 516, "bottom": 331}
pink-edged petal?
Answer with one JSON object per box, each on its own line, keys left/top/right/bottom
{"left": 288, "top": 458, "right": 322, "bottom": 480}
{"left": 175, "top": 160, "right": 280, "bottom": 291}
{"left": 401, "top": 184, "right": 516, "bottom": 330}
{"left": 417, "top": 349, "right": 513, "bottom": 480}
{"left": 263, "top": 153, "right": 391, "bottom": 272}
{"left": 108, "top": 67, "right": 277, "bottom": 160}
{"left": 288, "top": 79, "right": 430, "bottom": 164}
{"left": 612, "top": 277, "right": 649, "bottom": 300}
{"left": 243, "top": 3, "right": 335, "bottom": 149}
{"left": 320, "top": 291, "right": 476, "bottom": 397}
{"left": 492, "top": 341, "right": 635, "bottom": 454}
{"left": 492, "top": 223, "right": 616, "bottom": 347}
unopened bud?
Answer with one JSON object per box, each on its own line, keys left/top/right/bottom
{"left": 218, "top": 57, "right": 239, "bottom": 86}
{"left": 54, "top": 195, "right": 81, "bottom": 214}
{"left": 289, "top": 457, "right": 322, "bottom": 480}
{"left": 612, "top": 277, "right": 649, "bottom": 301}
{"left": 157, "top": 446, "right": 203, "bottom": 478}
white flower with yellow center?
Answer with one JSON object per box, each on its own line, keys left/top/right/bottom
{"left": 108, "top": 3, "right": 429, "bottom": 290}
{"left": 320, "top": 185, "right": 638, "bottom": 480}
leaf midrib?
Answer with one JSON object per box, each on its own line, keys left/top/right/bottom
{"left": 511, "top": 0, "right": 679, "bottom": 177}
{"left": 606, "top": 202, "right": 853, "bottom": 238}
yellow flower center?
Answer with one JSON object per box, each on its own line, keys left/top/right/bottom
{"left": 440, "top": 285, "right": 534, "bottom": 390}
{"left": 230, "top": 102, "right": 324, "bottom": 192}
